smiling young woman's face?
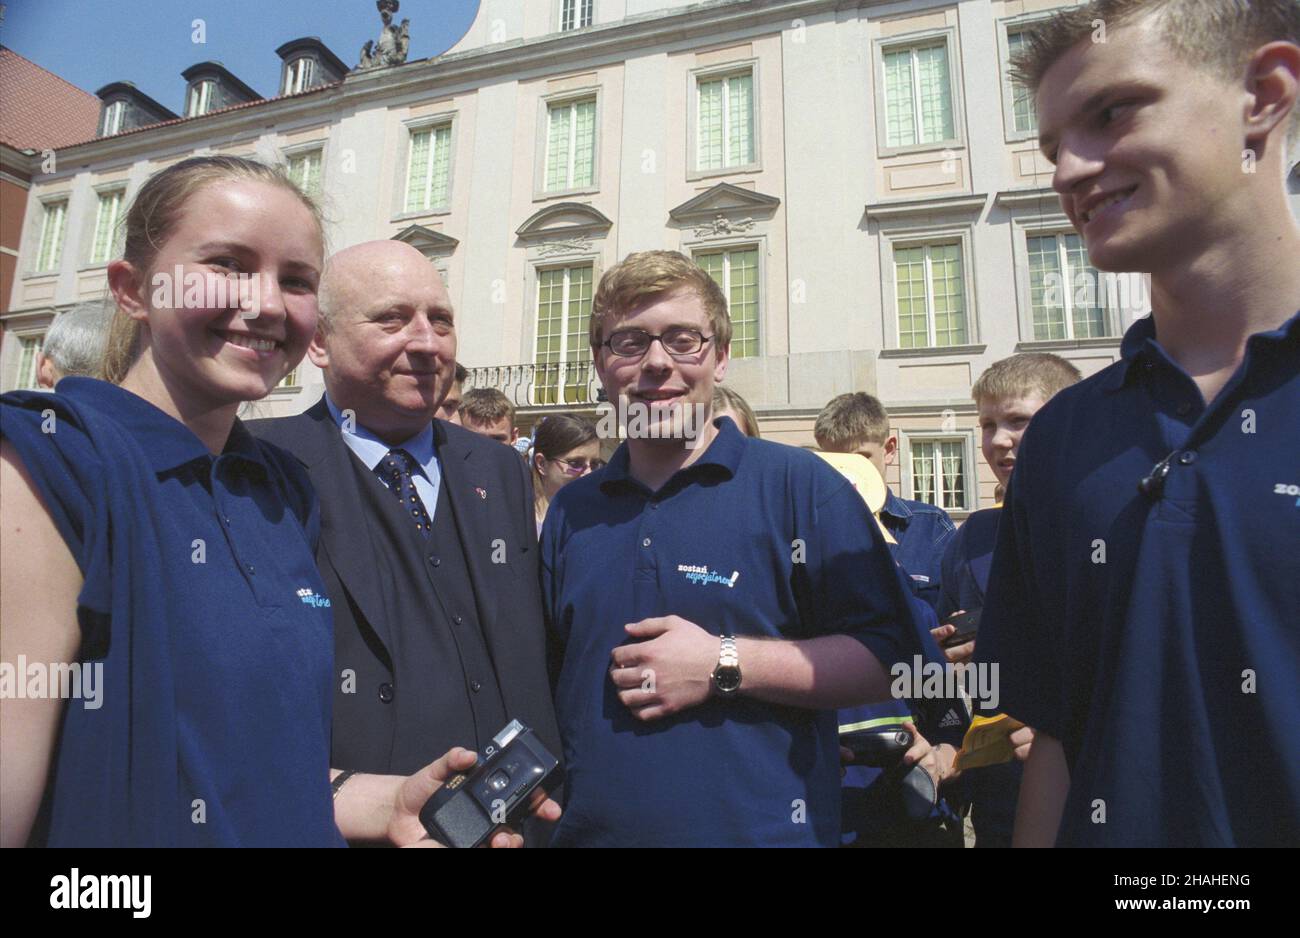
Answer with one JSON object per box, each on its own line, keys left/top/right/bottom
{"left": 136, "top": 179, "right": 322, "bottom": 409}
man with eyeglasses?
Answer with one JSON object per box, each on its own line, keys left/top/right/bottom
{"left": 538, "top": 251, "right": 936, "bottom": 847}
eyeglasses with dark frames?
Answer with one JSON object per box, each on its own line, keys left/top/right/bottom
{"left": 602, "top": 327, "right": 713, "bottom": 359}
{"left": 551, "top": 456, "right": 606, "bottom": 475}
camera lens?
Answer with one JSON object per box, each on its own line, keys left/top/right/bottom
{"left": 488, "top": 770, "right": 510, "bottom": 792}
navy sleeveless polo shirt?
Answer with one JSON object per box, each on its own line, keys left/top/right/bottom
{"left": 1, "top": 378, "right": 343, "bottom": 847}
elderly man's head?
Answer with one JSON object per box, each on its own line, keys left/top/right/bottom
{"left": 309, "top": 240, "right": 456, "bottom": 443}
{"left": 38, "top": 302, "right": 113, "bottom": 388}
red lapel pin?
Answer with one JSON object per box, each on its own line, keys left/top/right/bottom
{"left": 475, "top": 487, "right": 487, "bottom": 500}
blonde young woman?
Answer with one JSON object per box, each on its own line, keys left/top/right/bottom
{"left": 0, "top": 157, "right": 555, "bottom": 847}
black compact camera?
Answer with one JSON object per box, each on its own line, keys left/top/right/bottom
{"left": 419, "top": 720, "right": 563, "bottom": 848}
{"left": 839, "top": 723, "right": 937, "bottom": 822}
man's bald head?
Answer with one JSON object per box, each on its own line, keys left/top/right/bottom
{"left": 318, "top": 240, "right": 442, "bottom": 333}
{"left": 306, "top": 238, "right": 458, "bottom": 444}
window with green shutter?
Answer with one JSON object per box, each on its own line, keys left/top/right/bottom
{"left": 1027, "top": 233, "right": 1109, "bottom": 340}
{"left": 893, "top": 242, "right": 967, "bottom": 348}
{"left": 882, "top": 42, "right": 955, "bottom": 148}
{"left": 545, "top": 98, "right": 596, "bottom": 192}
{"left": 1005, "top": 30, "right": 1038, "bottom": 135}
{"left": 17, "top": 335, "right": 44, "bottom": 390}
{"left": 404, "top": 124, "right": 452, "bottom": 213}
{"left": 288, "top": 149, "right": 323, "bottom": 199}
{"left": 90, "top": 189, "right": 125, "bottom": 265}
{"left": 36, "top": 201, "right": 67, "bottom": 273}
{"left": 696, "top": 247, "right": 759, "bottom": 358}
{"left": 696, "top": 72, "right": 754, "bottom": 172}
{"left": 534, "top": 265, "right": 594, "bottom": 405}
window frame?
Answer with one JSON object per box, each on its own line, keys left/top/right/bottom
{"left": 872, "top": 27, "right": 965, "bottom": 158}
{"left": 691, "top": 241, "right": 764, "bottom": 359}
{"left": 557, "top": 0, "right": 594, "bottom": 32}
{"left": 531, "top": 261, "right": 597, "bottom": 406}
{"left": 686, "top": 59, "right": 761, "bottom": 181}
{"left": 283, "top": 56, "right": 316, "bottom": 96}
{"left": 101, "top": 100, "right": 126, "bottom": 136}
{"left": 87, "top": 185, "right": 127, "bottom": 267}
{"left": 186, "top": 79, "right": 216, "bottom": 117}
{"left": 283, "top": 141, "right": 326, "bottom": 200}
{"left": 1011, "top": 215, "right": 1127, "bottom": 343}
{"left": 997, "top": 13, "right": 1055, "bottom": 143}
{"left": 32, "top": 197, "right": 69, "bottom": 275}
{"left": 393, "top": 113, "right": 457, "bottom": 220}
{"left": 535, "top": 88, "right": 602, "bottom": 199}
{"left": 879, "top": 225, "right": 978, "bottom": 351}
{"left": 900, "top": 430, "right": 977, "bottom": 513}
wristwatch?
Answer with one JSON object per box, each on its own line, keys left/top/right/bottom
{"left": 712, "top": 635, "right": 742, "bottom": 695}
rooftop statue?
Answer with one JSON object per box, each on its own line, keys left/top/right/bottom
{"left": 357, "top": 0, "right": 410, "bottom": 70}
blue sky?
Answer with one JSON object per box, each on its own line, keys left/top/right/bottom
{"left": 1, "top": 0, "right": 481, "bottom": 110}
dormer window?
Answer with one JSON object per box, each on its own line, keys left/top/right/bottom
{"left": 283, "top": 57, "right": 315, "bottom": 95}
{"left": 186, "top": 79, "right": 215, "bottom": 117}
{"left": 101, "top": 100, "right": 126, "bottom": 136}
{"left": 560, "top": 0, "right": 593, "bottom": 31}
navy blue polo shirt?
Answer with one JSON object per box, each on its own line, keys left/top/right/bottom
{"left": 540, "top": 417, "right": 929, "bottom": 847}
{"left": 975, "top": 310, "right": 1300, "bottom": 847}
{"left": 935, "top": 506, "right": 1021, "bottom": 848}
{"left": 880, "top": 491, "right": 955, "bottom": 610}
{"left": 1, "top": 378, "right": 343, "bottom": 847}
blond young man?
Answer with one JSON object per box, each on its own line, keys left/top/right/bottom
{"left": 538, "top": 251, "right": 933, "bottom": 846}
{"left": 975, "top": 0, "right": 1300, "bottom": 847}
{"left": 815, "top": 393, "right": 956, "bottom": 609}
{"left": 933, "top": 353, "right": 1080, "bottom": 848}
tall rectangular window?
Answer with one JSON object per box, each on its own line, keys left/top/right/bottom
{"left": 36, "top": 201, "right": 68, "bottom": 272}
{"left": 910, "top": 438, "right": 968, "bottom": 510}
{"left": 894, "top": 242, "right": 966, "bottom": 348}
{"left": 882, "top": 42, "right": 955, "bottom": 148}
{"left": 288, "top": 149, "right": 323, "bottom": 199}
{"left": 90, "top": 189, "right": 125, "bottom": 265}
{"left": 696, "top": 247, "right": 759, "bottom": 358}
{"left": 696, "top": 71, "right": 754, "bottom": 172}
{"left": 534, "top": 264, "right": 594, "bottom": 405}
{"left": 16, "top": 335, "right": 44, "bottom": 390}
{"left": 284, "top": 57, "right": 315, "bottom": 95}
{"left": 1026, "top": 232, "right": 1109, "bottom": 340}
{"left": 186, "top": 80, "right": 215, "bottom": 117}
{"left": 404, "top": 124, "right": 452, "bottom": 213}
{"left": 1006, "top": 29, "right": 1038, "bottom": 135}
{"left": 545, "top": 98, "right": 596, "bottom": 192}
{"left": 560, "top": 0, "right": 593, "bottom": 31}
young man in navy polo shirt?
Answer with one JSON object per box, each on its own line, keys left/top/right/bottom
{"left": 933, "top": 352, "right": 1080, "bottom": 848}
{"left": 814, "top": 393, "right": 956, "bottom": 610}
{"left": 540, "top": 251, "right": 932, "bottom": 847}
{"left": 976, "top": 0, "right": 1300, "bottom": 846}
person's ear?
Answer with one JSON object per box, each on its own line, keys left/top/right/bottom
{"left": 1243, "top": 41, "right": 1300, "bottom": 154}
{"left": 36, "top": 354, "right": 58, "bottom": 390}
{"left": 307, "top": 326, "right": 329, "bottom": 369}
{"left": 533, "top": 452, "right": 547, "bottom": 476}
{"left": 712, "top": 339, "right": 730, "bottom": 384}
{"left": 885, "top": 435, "right": 899, "bottom": 466}
{"left": 107, "top": 260, "right": 149, "bottom": 325}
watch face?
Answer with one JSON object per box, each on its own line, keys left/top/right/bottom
{"left": 714, "top": 666, "right": 742, "bottom": 693}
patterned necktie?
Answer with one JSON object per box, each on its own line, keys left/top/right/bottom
{"left": 376, "top": 448, "right": 432, "bottom": 535}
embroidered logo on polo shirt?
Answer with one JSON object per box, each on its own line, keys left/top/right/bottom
{"left": 938, "top": 709, "right": 963, "bottom": 729}
{"left": 296, "top": 587, "right": 332, "bottom": 609}
{"left": 1272, "top": 482, "right": 1299, "bottom": 506}
{"left": 677, "top": 564, "right": 740, "bottom": 588}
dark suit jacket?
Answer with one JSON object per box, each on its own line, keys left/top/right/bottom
{"left": 249, "top": 397, "right": 561, "bottom": 776}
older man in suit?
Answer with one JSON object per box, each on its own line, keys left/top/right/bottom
{"left": 251, "top": 241, "right": 559, "bottom": 833}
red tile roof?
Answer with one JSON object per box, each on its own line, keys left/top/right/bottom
{"left": 60, "top": 80, "right": 344, "bottom": 150}
{"left": 0, "top": 46, "right": 101, "bottom": 150}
